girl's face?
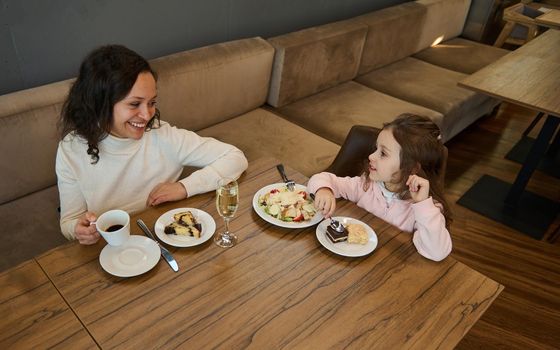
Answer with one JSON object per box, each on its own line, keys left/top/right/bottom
{"left": 110, "top": 72, "right": 157, "bottom": 139}
{"left": 368, "top": 128, "right": 402, "bottom": 189}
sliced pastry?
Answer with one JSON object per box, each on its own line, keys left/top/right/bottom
{"left": 347, "top": 223, "right": 368, "bottom": 245}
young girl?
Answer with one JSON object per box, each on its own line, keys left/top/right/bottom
{"left": 308, "top": 114, "right": 452, "bottom": 261}
{"left": 56, "top": 45, "right": 248, "bottom": 244}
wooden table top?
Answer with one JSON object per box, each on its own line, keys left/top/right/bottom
{"left": 0, "top": 260, "right": 98, "bottom": 349}
{"left": 536, "top": 10, "right": 560, "bottom": 29}
{"left": 35, "top": 157, "right": 503, "bottom": 349}
{"left": 459, "top": 29, "right": 560, "bottom": 116}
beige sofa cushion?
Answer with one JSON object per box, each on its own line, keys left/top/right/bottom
{"left": 413, "top": 37, "right": 509, "bottom": 74}
{"left": 277, "top": 81, "right": 443, "bottom": 145}
{"left": 267, "top": 20, "right": 368, "bottom": 108}
{"left": 0, "top": 80, "right": 72, "bottom": 204}
{"left": 0, "top": 186, "right": 67, "bottom": 272}
{"left": 356, "top": 57, "right": 498, "bottom": 141}
{"left": 353, "top": 2, "right": 428, "bottom": 75}
{"left": 415, "top": 0, "right": 472, "bottom": 50}
{"left": 152, "top": 37, "right": 274, "bottom": 131}
{"left": 198, "top": 108, "right": 339, "bottom": 177}
{"left": 353, "top": 0, "right": 472, "bottom": 75}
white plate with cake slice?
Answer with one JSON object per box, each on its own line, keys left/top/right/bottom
{"left": 315, "top": 216, "right": 378, "bottom": 257}
{"left": 154, "top": 208, "right": 216, "bottom": 247}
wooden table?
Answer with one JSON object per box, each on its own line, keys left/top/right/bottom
{"left": 0, "top": 260, "right": 98, "bottom": 349}
{"left": 458, "top": 29, "right": 560, "bottom": 239}
{"left": 30, "top": 157, "right": 502, "bottom": 349}
{"left": 536, "top": 9, "right": 560, "bottom": 29}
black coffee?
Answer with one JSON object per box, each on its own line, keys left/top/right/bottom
{"left": 106, "top": 224, "right": 124, "bottom": 232}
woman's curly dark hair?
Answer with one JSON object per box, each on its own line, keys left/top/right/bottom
{"left": 59, "top": 44, "right": 160, "bottom": 163}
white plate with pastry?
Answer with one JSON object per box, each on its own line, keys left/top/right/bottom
{"left": 154, "top": 208, "right": 216, "bottom": 247}
{"left": 99, "top": 235, "right": 160, "bottom": 277}
{"left": 315, "top": 216, "right": 378, "bottom": 257}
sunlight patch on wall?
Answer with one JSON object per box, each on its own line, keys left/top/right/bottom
{"left": 431, "top": 35, "right": 444, "bottom": 46}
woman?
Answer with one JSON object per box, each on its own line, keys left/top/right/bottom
{"left": 56, "top": 45, "right": 248, "bottom": 244}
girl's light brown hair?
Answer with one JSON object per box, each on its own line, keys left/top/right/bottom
{"left": 363, "top": 113, "right": 452, "bottom": 227}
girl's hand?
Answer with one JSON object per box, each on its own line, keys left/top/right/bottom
{"left": 147, "top": 182, "right": 188, "bottom": 206}
{"left": 406, "top": 175, "right": 430, "bottom": 203}
{"left": 75, "top": 212, "right": 100, "bottom": 245}
{"left": 313, "top": 187, "right": 336, "bottom": 217}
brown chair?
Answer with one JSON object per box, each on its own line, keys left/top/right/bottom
{"left": 324, "top": 125, "right": 448, "bottom": 186}
{"left": 494, "top": 3, "right": 545, "bottom": 47}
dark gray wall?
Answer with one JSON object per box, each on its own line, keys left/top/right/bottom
{"left": 0, "top": 0, "right": 408, "bottom": 95}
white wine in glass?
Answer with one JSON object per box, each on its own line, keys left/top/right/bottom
{"left": 214, "top": 178, "right": 239, "bottom": 248}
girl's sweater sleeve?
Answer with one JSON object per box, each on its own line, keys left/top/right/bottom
{"left": 307, "top": 172, "right": 364, "bottom": 203}
{"left": 411, "top": 197, "right": 452, "bottom": 261}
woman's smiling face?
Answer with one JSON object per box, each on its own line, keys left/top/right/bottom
{"left": 110, "top": 71, "right": 157, "bottom": 139}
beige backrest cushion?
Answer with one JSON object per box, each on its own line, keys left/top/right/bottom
{"left": 151, "top": 37, "right": 274, "bottom": 131}
{"left": 267, "top": 20, "right": 368, "bottom": 107}
{"left": 0, "top": 79, "right": 73, "bottom": 204}
{"left": 355, "top": 0, "right": 471, "bottom": 75}
{"left": 354, "top": 2, "right": 428, "bottom": 74}
{"left": 415, "top": 0, "right": 471, "bottom": 50}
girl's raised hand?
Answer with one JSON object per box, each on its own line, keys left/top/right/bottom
{"left": 75, "top": 211, "right": 100, "bottom": 245}
{"left": 406, "top": 175, "right": 430, "bottom": 203}
{"left": 313, "top": 187, "right": 336, "bottom": 217}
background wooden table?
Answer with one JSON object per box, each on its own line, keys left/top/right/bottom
{"left": 536, "top": 10, "right": 560, "bottom": 29}
{"left": 457, "top": 29, "right": 560, "bottom": 239}
{"left": 0, "top": 260, "right": 98, "bottom": 349}
{"left": 459, "top": 29, "right": 560, "bottom": 116}
{"left": 36, "top": 157, "right": 503, "bottom": 349}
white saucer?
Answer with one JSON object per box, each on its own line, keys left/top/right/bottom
{"left": 154, "top": 208, "right": 216, "bottom": 247}
{"left": 99, "top": 235, "right": 160, "bottom": 277}
{"left": 315, "top": 217, "right": 378, "bottom": 257}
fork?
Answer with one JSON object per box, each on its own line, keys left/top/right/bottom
{"left": 276, "top": 164, "right": 296, "bottom": 191}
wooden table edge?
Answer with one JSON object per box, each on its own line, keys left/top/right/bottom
{"left": 457, "top": 81, "right": 558, "bottom": 117}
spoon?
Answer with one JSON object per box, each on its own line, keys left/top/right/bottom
{"left": 330, "top": 218, "right": 345, "bottom": 233}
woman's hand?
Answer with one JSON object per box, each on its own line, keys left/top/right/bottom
{"left": 313, "top": 187, "right": 336, "bottom": 217}
{"left": 406, "top": 175, "right": 430, "bottom": 203}
{"left": 75, "top": 212, "right": 100, "bottom": 245}
{"left": 147, "top": 182, "right": 188, "bottom": 206}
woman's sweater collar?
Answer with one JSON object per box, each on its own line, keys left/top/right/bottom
{"left": 99, "top": 133, "right": 142, "bottom": 154}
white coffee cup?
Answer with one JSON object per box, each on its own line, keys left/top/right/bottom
{"left": 96, "top": 209, "right": 130, "bottom": 246}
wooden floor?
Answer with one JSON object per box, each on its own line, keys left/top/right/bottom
{"left": 445, "top": 103, "right": 560, "bottom": 349}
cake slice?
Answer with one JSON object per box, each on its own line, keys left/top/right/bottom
{"left": 165, "top": 222, "right": 190, "bottom": 235}
{"left": 325, "top": 224, "right": 348, "bottom": 243}
{"left": 165, "top": 211, "right": 202, "bottom": 238}
{"left": 173, "top": 211, "right": 196, "bottom": 226}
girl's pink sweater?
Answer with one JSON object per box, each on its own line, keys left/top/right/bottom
{"left": 307, "top": 172, "right": 452, "bottom": 261}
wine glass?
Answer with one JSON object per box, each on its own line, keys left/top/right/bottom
{"left": 214, "top": 178, "right": 239, "bottom": 248}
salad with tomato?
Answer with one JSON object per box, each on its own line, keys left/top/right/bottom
{"left": 258, "top": 186, "right": 317, "bottom": 222}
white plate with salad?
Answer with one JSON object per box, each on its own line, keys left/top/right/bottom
{"left": 252, "top": 183, "right": 323, "bottom": 228}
